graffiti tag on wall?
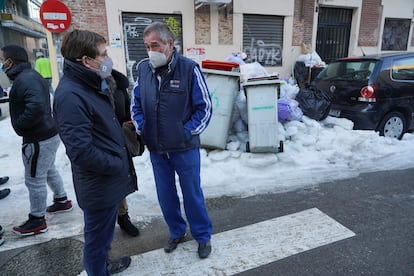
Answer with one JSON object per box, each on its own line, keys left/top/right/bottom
{"left": 244, "top": 38, "right": 282, "bottom": 66}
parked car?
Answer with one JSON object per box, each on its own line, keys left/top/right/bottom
{"left": 314, "top": 52, "right": 414, "bottom": 139}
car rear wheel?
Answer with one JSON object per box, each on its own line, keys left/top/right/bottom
{"left": 377, "top": 111, "right": 406, "bottom": 139}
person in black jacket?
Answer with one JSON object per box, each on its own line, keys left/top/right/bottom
{"left": 0, "top": 45, "right": 72, "bottom": 236}
{"left": 107, "top": 69, "right": 140, "bottom": 237}
{"left": 54, "top": 30, "right": 137, "bottom": 275}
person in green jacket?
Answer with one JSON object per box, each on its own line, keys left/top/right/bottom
{"left": 35, "top": 51, "right": 53, "bottom": 94}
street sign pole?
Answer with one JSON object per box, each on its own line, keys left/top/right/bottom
{"left": 45, "top": 30, "right": 60, "bottom": 90}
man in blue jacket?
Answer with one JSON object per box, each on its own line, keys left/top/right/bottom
{"left": 54, "top": 30, "right": 137, "bottom": 275}
{"left": 131, "top": 21, "right": 213, "bottom": 259}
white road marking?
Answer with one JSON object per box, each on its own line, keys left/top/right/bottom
{"left": 117, "top": 208, "right": 355, "bottom": 275}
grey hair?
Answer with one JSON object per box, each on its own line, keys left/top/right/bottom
{"left": 143, "top": 21, "right": 174, "bottom": 44}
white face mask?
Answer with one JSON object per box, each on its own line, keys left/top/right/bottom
{"left": 148, "top": 51, "right": 167, "bottom": 68}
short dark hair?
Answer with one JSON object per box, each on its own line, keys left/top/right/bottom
{"left": 1, "top": 45, "right": 28, "bottom": 64}
{"left": 60, "top": 29, "right": 106, "bottom": 61}
{"left": 143, "top": 22, "right": 174, "bottom": 44}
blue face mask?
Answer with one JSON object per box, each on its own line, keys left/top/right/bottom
{"left": 99, "top": 57, "right": 113, "bottom": 79}
{"left": 86, "top": 56, "right": 113, "bottom": 79}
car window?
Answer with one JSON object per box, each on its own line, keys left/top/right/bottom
{"left": 317, "top": 60, "right": 376, "bottom": 80}
{"left": 391, "top": 57, "right": 414, "bottom": 81}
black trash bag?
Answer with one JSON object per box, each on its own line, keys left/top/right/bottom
{"left": 295, "top": 85, "right": 331, "bottom": 121}
{"left": 294, "top": 61, "right": 309, "bottom": 85}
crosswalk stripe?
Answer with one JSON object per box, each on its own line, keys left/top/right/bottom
{"left": 116, "top": 208, "right": 355, "bottom": 275}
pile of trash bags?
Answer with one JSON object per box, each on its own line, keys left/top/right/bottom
{"left": 224, "top": 57, "right": 331, "bottom": 152}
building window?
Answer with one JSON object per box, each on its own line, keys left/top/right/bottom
{"left": 243, "top": 14, "right": 284, "bottom": 67}
{"left": 381, "top": 18, "right": 411, "bottom": 51}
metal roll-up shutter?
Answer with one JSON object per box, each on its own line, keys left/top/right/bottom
{"left": 121, "top": 13, "right": 183, "bottom": 86}
{"left": 243, "top": 14, "right": 284, "bottom": 67}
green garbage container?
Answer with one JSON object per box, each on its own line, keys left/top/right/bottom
{"left": 243, "top": 79, "right": 281, "bottom": 153}
{"left": 200, "top": 69, "right": 240, "bottom": 149}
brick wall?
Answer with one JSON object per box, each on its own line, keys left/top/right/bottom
{"left": 61, "top": 0, "right": 109, "bottom": 41}
{"left": 358, "top": 0, "right": 381, "bottom": 47}
{"left": 292, "top": 0, "right": 314, "bottom": 47}
{"left": 195, "top": 5, "right": 211, "bottom": 44}
{"left": 218, "top": 3, "right": 233, "bottom": 45}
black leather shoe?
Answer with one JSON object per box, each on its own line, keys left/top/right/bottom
{"left": 118, "top": 214, "right": 139, "bottom": 237}
{"left": 0, "top": 188, "right": 10, "bottom": 200}
{"left": 107, "top": 256, "right": 131, "bottom": 274}
{"left": 0, "top": 177, "right": 9, "bottom": 185}
{"left": 198, "top": 241, "right": 211, "bottom": 259}
{"left": 164, "top": 235, "right": 186, "bottom": 253}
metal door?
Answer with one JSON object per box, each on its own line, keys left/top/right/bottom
{"left": 316, "top": 7, "right": 352, "bottom": 63}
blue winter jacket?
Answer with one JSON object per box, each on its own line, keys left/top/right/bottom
{"left": 131, "top": 49, "right": 212, "bottom": 153}
{"left": 53, "top": 60, "right": 137, "bottom": 211}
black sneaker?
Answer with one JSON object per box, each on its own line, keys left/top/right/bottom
{"left": 117, "top": 214, "right": 139, "bottom": 237}
{"left": 12, "top": 214, "right": 48, "bottom": 236}
{"left": 107, "top": 256, "right": 131, "bottom": 274}
{"left": 0, "top": 225, "right": 4, "bottom": 236}
{"left": 46, "top": 197, "right": 73, "bottom": 213}
{"left": 164, "top": 235, "right": 186, "bottom": 253}
{"left": 0, "top": 177, "right": 9, "bottom": 185}
{"left": 0, "top": 188, "right": 10, "bottom": 200}
{"left": 198, "top": 241, "right": 212, "bottom": 259}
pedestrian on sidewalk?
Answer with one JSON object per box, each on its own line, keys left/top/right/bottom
{"left": 0, "top": 45, "right": 72, "bottom": 237}
{"left": 108, "top": 69, "right": 141, "bottom": 237}
{"left": 131, "top": 21, "right": 213, "bottom": 259}
{"left": 0, "top": 176, "right": 10, "bottom": 200}
{"left": 54, "top": 29, "right": 137, "bottom": 275}
{"left": 0, "top": 176, "right": 10, "bottom": 246}
{"left": 34, "top": 51, "right": 53, "bottom": 94}
{"left": 0, "top": 225, "right": 5, "bottom": 246}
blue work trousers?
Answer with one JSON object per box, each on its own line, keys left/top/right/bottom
{"left": 83, "top": 204, "right": 118, "bottom": 276}
{"left": 150, "top": 148, "right": 212, "bottom": 243}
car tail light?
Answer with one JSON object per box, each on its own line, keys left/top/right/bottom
{"left": 358, "top": 85, "right": 376, "bottom": 102}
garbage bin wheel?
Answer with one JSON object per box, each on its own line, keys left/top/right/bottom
{"left": 278, "top": 141, "right": 284, "bottom": 153}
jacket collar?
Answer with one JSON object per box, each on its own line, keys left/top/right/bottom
{"left": 111, "top": 69, "right": 129, "bottom": 90}
{"left": 63, "top": 59, "right": 102, "bottom": 91}
{"left": 6, "top": 63, "right": 31, "bottom": 81}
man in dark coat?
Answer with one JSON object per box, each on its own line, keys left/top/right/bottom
{"left": 1, "top": 45, "right": 72, "bottom": 236}
{"left": 53, "top": 30, "right": 137, "bottom": 275}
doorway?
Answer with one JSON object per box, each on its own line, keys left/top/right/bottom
{"left": 316, "top": 7, "right": 352, "bottom": 63}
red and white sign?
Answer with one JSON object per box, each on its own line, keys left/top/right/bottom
{"left": 40, "top": 0, "right": 72, "bottom": 33}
